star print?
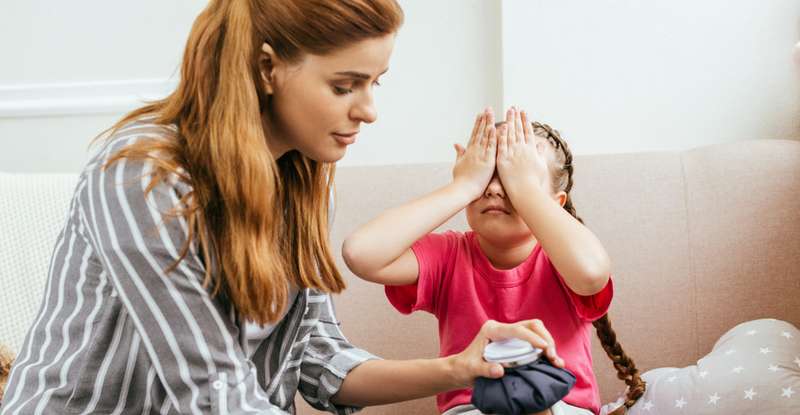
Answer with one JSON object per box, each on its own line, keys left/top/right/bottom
{"left": 768, "top": 364, "right": 780, "bottom": 372}
{"left": 642, "top": 400, "right": 654, "bottom": 411}
{"left": 744, "top": 388, "right": 757, "bottom": 400}
{"left": 725, "top": 349, "right": 736, "bottom": 356}
{"left": 759, "top": 347, "right": 772, "bottom": 355}
{"left": 708, "top": 393, "right": 721, "bottom": 405}
{"left": 782, "top": 331, "right": 793, "bottom": 339}
{"left": 675, "top": 397, "right": 687, "bottom": 408}
{"left": 732, "top": 366, "right": 744, "bottom": 374}
{"left": 783, "top": 387, "right": 795, "bottom": 398}
{"left": 667, "top": 375, "right": 678, "bottom": 382}
{"left": 698, "top": 370, "right": 709, "bottom": 378}
{"left": 746, "top": 330, "right": 758, "bottom": 336}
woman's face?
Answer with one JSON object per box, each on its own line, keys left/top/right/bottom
{"left": 264, "top": 34, "right": 396, "bottom": 162}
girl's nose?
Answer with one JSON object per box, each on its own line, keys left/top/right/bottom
{"left": 484, "top": 174, "right": 505, "bottom": 198}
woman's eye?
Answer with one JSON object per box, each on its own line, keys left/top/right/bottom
{"left": 333, "top": 85, "right": 353, "bottom": 95}
{"left": 372, "top": 79, "right": 382, "bottom": 87}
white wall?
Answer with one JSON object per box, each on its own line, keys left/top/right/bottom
{"left": 1, "top": 0, "right": 798, "bottom": 173}
{"left": 502, "top": 0, "right": 800, "bottom": 154}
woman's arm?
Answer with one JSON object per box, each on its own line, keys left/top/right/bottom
{"left": 332, "top": 319, "right": 565, "bottom": 406}
{"left": 342, "top": 109, "right": 497, "bottom": 285}
{"left": 497, "top": 108, "right": 611, "bottom": 296}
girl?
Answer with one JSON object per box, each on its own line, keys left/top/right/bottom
{"left": 0, "top": 1, "right": 560, "bottom": 414}
{"left": 343, "top": 107, "right": 646, "bottom": 415}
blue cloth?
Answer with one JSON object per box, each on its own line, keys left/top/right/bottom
{"left": 471, "top": 359, "right": 576, "bottom": 415}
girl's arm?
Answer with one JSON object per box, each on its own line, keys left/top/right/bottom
{"left": 497, "top": 108, "right": 611, "bottom": 296}
{"left": 342, "top": 109, "right": 497, "bottom": 286}
{"left": 332, "top": 319, "right": 565, "bottom": 406}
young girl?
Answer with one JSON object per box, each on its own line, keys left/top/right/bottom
{"left": 343, "top": 107, "right": 646, "bottom": 415}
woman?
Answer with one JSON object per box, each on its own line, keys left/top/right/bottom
{"left": 0, "top": 1, "right": 563, "bottom": 413}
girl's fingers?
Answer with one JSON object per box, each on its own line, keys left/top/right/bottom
{"left": 484, "top": 126, "right": 497, "bottom": 159}
{"left": 479, "top": 109, "right": 495, "bottom": 148}
{"left": 518, "top": 109, "right": 529, "bottom": 143}
{"left": 453, "top": 143, "right": 466, "bottom": 158}
{"left": 505, "top": 107, "right": 515, "bottom": 144}
{"left": 524, "top": 111, "right": 536, "bottom": 145}
{"left": 475, "top": 110, "right": 490, "bottom": 147}
{"left": 497, "top": 123, "right": 508, "bottom": 157}
{"left": 469, "top": 112, "right": 483, "bottom": 146}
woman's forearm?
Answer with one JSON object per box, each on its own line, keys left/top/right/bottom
{"left": 332, "top": 357, "right": 461, "bottom": 407}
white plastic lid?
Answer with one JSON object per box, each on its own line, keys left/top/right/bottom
{"left": 483, "top": 338, "right": 542, "bottom": 366}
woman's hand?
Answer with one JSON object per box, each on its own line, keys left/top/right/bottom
{"left": 452, "top": 108, "right": 498, "bottom": 201}
{"left": 449, "top": 319, "right": 565, "bottom": 389}
{"left": 496, "top": 107, "right": 550, "bottom": 198}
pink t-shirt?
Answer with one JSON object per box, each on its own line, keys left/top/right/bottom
{"left": 385, "top": 231, "right": 613, "bottom": 415}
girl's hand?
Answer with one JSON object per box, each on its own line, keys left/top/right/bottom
{"left": 449, "top": 319, "right": 565, "bottom": 388}
{"left": 496, "top": 107, "right": 550, "bottom": 197}
{"left": 452, "top": 108, "right": 497, "bottom": 201}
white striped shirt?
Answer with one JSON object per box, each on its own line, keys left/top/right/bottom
{"left": 0, "top": 121, "right": 377, "bottom": 414}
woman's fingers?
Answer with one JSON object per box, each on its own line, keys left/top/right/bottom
{"left": 525, "top": 319, "right": 564, "bottom": 367}
{"left": 479, "top": 319, "right": 564, "bottom": 368}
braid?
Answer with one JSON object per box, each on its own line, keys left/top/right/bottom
{"left": 593, "top": 316, "right": 647, "bottom": 413}
{"left": 533, "top": 121, "right": 646, "bottom": 413}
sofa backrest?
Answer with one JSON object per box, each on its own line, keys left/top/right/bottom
{"left": 323, "top": 139, "right": 800, "bottom": 414}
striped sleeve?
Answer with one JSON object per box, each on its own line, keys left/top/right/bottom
{"left": 298, "top": 294, "right": 379, "bottom": 414}
{"left": 77, "top": 147, "right": 288, "bottom": 414}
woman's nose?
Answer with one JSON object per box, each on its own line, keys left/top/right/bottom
{"left": 351, "top": 91, "right": 377, "bottom": 124}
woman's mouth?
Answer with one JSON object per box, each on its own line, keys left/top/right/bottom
{"left": 332, "top": 131, "right": 358, "bottom": 145}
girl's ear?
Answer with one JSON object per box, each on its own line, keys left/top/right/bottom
{"left": 555, "top": 191, "right": 568, "bottom": 207}
{"left": 259, "top": 42, "right": 280, "bottom": 94}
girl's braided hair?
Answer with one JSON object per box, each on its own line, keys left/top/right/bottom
{"left": 533, "top": 121, "right": 647, "bottom": 414}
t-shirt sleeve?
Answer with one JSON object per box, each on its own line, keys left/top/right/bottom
{"left": 551, "top": 259, "right": 614, "bottom": 322}
{"left": 384, "top": 231, "right": 459, "bottom": 316}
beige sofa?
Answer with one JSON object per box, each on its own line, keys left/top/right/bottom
{"left": 299, "top": 139, "right": 800, "bottom": 414}
{"left": 1, "top": 139, "right": 798, "bottom": 414}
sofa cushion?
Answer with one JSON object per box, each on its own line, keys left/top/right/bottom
{"left": 0, "top": 173, "right": 78, "bottom": 353}
{"left": 602, "top": 319, "right": 799, "bottom": 414}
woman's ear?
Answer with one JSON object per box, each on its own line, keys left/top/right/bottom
{"left": 555, "top": 191, "right": 568, "bottom": 208}
{"left": 259, "top": 42, "right": 279, "bottom": 94}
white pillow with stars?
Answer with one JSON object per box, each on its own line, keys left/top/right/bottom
{"left": 601, "top": 318, "right": 799, "bottom": 414}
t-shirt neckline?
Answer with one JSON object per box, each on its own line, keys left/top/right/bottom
{"left": 466, "top": 231, "right": 541, "bottom": 288}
